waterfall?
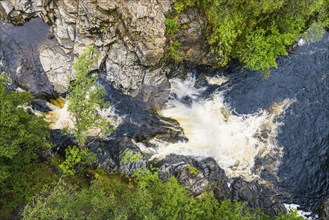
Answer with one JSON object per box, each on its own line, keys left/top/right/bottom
{"left": 150, "top": 74, "right": 294, "bottom": 179}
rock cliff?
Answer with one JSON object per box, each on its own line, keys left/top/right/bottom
{"left": 0, "top": 0, "right": 215, "bottom": 107}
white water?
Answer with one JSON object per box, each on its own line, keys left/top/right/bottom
{"left": 151, "top": 74, "right": 294, "bottom": 179}
{"left": 284, "top": 204, "right": 314, "bottom": 219}
{"left": 42, "top": 97, "right": 122, "bottom": 138}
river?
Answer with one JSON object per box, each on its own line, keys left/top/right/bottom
{"left": 1, "top": 18, "right": 329, "bottom": 215}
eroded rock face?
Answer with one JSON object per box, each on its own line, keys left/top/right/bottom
{"left": 174, "top": 8, "right": 217, "bottom": 66}
{"left": 39, "top": 45, "right": 73, "bottom": 94}
{"left": 0, "top": 0, "right": 175, "bottom": 107}
{"left": 0, "top": 0, "right": 217, "bottom": 107}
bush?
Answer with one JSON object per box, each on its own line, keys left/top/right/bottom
{"left": 59, "top": 146, "right": 97, "bottom": 176}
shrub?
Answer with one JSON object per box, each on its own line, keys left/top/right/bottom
{"left": 59, "top": 146, "right": 97, "bottom": 176}
{"left": 22, "top": 165, "right": 305, "bottom": 220}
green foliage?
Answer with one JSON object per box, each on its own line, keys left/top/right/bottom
{"left": 0, "top": 74, "right": 50, "bottom": 216}
{"left": 165, "top": 17, "right": 180, "bottom": 36}
{"left": 0, "top": 74, "right": 50, "bottom": 180}
{"left": 0, "top": 163, "right": 56, "bottom": 217}
{"left": 23, "top": 165, "right": 303, "bottom": 220}
{"left": 166, "top": 40, "right": 182, "bottom": 62}
{"left": 276, "top": 209, "right": 304, "bottom": 220}
{"left": 171, "top": 0, "right": 329, "bottom": 73}
{"left": 187, "top": 164, "right": 199, "bottom": 176}
{"left": 301, "top": 21, "right": 327, "bottom": 42}
{"left": 68, "top": 46, "right": 112, "bottom": 146}
{"left": 174, "top": 0, "right": 197, "bottom": 13}
{"left": 59, "top": 146, "right": 97, "bottom": 176}
{"left": 0, "top": 74, "right": 53, "bottom": 216}
{"left": 122, "top": 151, "right": 144, "bottom": 163}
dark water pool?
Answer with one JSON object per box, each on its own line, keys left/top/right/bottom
{"left": 223, "top": 33, "right": 329, "bottom": 211}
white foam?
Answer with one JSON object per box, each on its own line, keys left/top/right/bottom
{"left": 150, "top": 74, "right": 293, "bottom": 179}
{"left": 284, "top": 204, "right": 314, "bottom": 219}
{"left": 43, "top": 98, "right": 121, "bottom": 138}
{"left": 298, "top": 38, "right": 306, "bottom": 46}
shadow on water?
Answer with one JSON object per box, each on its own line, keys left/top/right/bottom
{"left": 0, "top": 18, "right": 57, "bottom": 97}
{"left": 223, "top": 33, "right": 329, "bottom": 211}
{"left": 98, "top": 78, "right": 184, "bottom": 144}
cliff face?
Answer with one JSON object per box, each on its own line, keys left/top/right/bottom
{"left": 0, "top": 0, "right": 214, "bottom": 108}
{"left": 0, "top": 0, "right": 214, "bottom": 107}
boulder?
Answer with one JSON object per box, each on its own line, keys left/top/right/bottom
{"left": 153, "top": 155, "right": 230, "bottom": 199}
{"left": 231, "top": 178, "right": 287, "bottom": 217}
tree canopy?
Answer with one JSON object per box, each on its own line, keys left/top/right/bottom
{"left": 169, "top": 0, "right": 329, "bottom": 74}
{"left": 67, "top": 47, "right": 112, "bottom": 146}
{"left": 0, "top": 74, "right": 53, "bottom": 216}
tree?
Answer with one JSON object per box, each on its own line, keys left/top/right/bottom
{"left": 0, "top": 73, "right": 53, "bottom": 216}
{"left": 170, "top": 0, "right": 329, "bottom": 74}
{"left": 67, "top": 47, "right": 112, "bottom": 146}
{"left": 22, "top": 166, "right": 304, "bottom": 220}
{"left": 0, "top": 74, "right": 50, "bottom": 183}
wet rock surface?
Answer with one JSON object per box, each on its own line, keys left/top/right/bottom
{"left": 230, "top": 178, "right": 287, "bottom": 217}
{"left": 319, "top": 198, "right": 329, "bottom": 220}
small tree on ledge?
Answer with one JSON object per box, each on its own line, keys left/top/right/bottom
{"left": 67, "top": 46, "right": 112, "bottom": 146}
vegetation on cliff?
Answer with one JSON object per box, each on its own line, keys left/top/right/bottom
{"left": 67, "top": 46, "right": 112, "bottom": 146}
{"left": 168, "top": 0, "right": 329, "bottom": 74}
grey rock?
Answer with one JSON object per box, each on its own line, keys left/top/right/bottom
{"left": 175, "top": 8, "right": 218, "bottom": 66}
{"left": 0, "top": 19, "right": 56, "bottom": 97}
{"left": 0, "top": 0, "right": 216, "bottom": 107}
{"left": 118, "top": 0, "right": 168, "bottom": 66}
{"left": 319, "top": 198, "right": 329, "bottom": 220}
{"left": 0, "top": 1, "right": 14, "bottom": 15}
{"left": 138, "top": 67, "right": 170, "bottom": 109}
{"left": 230, "top": 178, "right": 287, "bottom": 217}
{"left": 153, "top": 155, "right": 230, "bottom": 199}
{"left": 104, "top": 40, "right": 146, "bottom": 97}
{"left": 39, "top": 45, "right": 73, "bottom": 94}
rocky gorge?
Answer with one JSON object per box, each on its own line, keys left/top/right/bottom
{"left": 1, "top": 0, "right": 329, "bottom": 219}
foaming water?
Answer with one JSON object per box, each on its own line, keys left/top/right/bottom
{"left": 42, "top": 97, "right": 122, "bottom": 137}
{"left": 152, "top": 74, "right": 293, "bottom": 179}
{"left": 44, "top": 97, "right": 75, "bottom": 130}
